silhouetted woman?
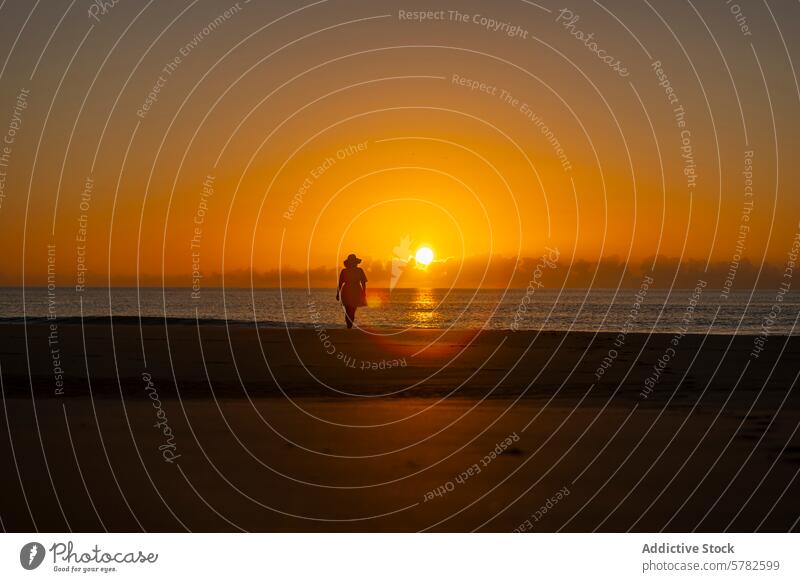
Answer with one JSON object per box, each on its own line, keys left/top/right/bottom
{"left": 336, "top": 253, "right": 367, "bottom": 329}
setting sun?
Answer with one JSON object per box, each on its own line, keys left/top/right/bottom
{"left": 415, "top": 247, "right": 434, "bottom": 266}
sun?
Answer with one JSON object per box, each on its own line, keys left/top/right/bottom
{"left": 415, "top": 246, "right": 434, "bottom": 266}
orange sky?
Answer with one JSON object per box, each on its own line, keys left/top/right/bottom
{"left": 0, "top": 0, "right": 798, "bottom": 288}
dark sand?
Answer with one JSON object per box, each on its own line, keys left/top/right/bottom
{"left": 1, "top": 321, "right": 798, "bottom": 531}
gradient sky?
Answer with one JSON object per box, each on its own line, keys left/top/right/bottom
{"left": 0, "top": 0, "right": 798, "bottom": 288}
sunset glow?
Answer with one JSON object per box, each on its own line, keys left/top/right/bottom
{"left": 415, "top": 247, "right": 434, "bottom": 266}
{"left": 0, "top": 2, "right": 795, "bottom": 292}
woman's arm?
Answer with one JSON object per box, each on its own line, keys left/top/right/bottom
{"left": 336, "top": 270, "right": 344, "bottom": 300}
{"left": 360, "top": 270, "right": 367, "bottom": 300}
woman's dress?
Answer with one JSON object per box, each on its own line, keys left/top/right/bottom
{"left": 339, "top": 267, "right": 367, "bottom": 307}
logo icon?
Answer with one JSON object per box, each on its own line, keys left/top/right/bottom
{"left": 390, "top": 235, "right": 413, "bottom": 291}
{"left": 20, "top": 542, "right": 46, "bottom": 570}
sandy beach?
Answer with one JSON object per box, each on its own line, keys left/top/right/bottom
{"left": 0, "top": 321, "right": 798, "bottom": 532}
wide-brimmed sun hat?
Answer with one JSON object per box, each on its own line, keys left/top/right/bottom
{"left": 343, "top": 253, "right": 362, "bottom": 267}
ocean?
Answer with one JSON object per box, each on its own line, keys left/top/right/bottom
{"left": 1, "top": 287, "right": 798, "bottom": 335}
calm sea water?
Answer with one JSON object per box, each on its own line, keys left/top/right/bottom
{"left": 1, "top": 287, "right": 798, "bottom": 335}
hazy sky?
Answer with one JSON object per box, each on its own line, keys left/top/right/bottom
{"left": 0, "top": 0, "right": 798, "bottom": 288}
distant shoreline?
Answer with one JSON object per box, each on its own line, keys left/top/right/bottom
{"left": 3, "top": 287, "right": 798, "bottom": 335}
{"left": 0, "top": 316, "right": 794, "bottom": 336}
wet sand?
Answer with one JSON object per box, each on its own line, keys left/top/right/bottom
{"left": 0, "top": 321, "right": 798, "bottom": 531}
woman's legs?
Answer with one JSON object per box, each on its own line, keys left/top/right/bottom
{"left": 344, "top": 305, "right": 356, "bottom": 328}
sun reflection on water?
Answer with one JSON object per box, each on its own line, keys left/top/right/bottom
{"left": 408, "top": 289, "right": 440, "bottom": 327}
